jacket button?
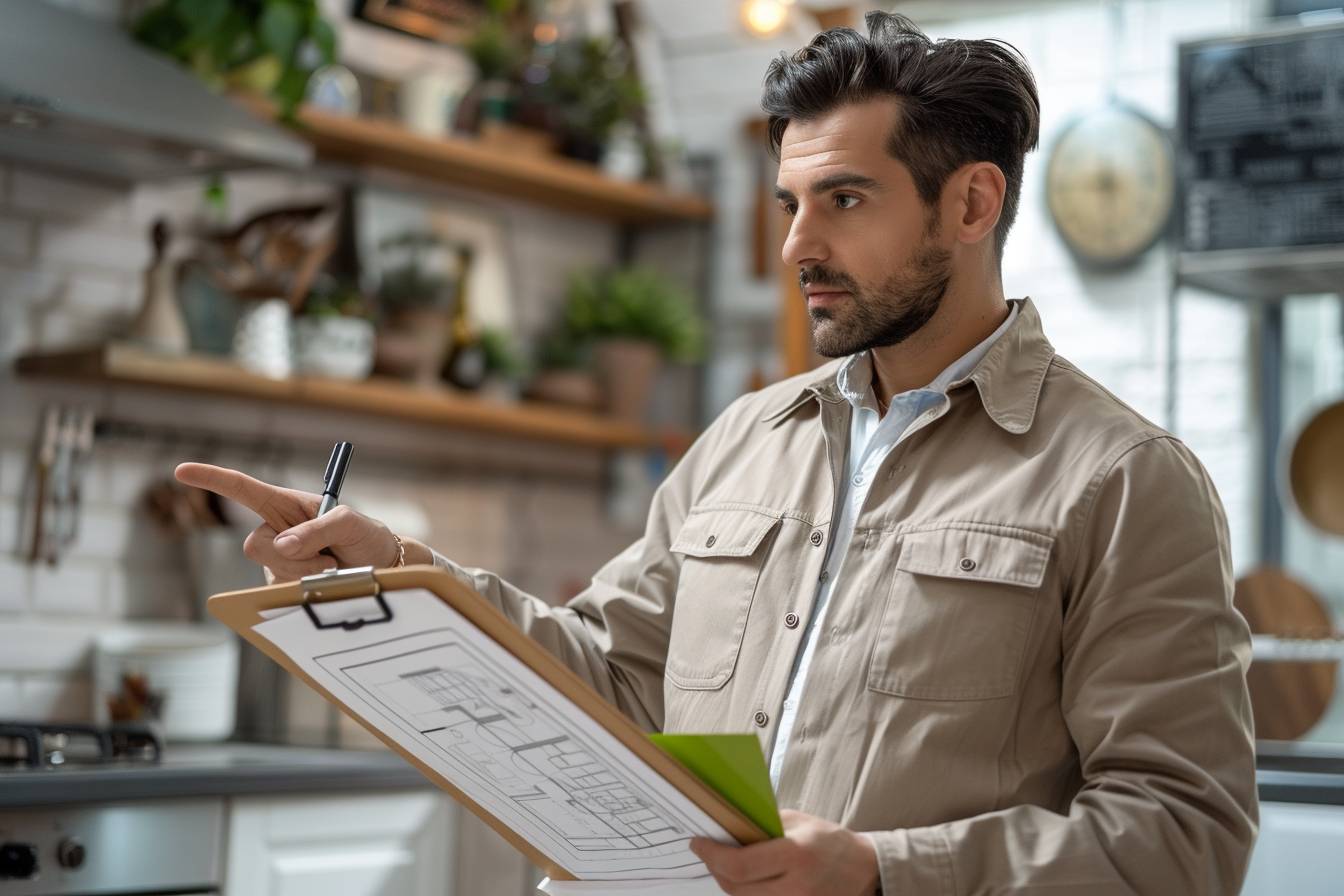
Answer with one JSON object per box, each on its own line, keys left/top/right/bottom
{"left": 784, "top": 612, "right": 800, "bottom": 629}
{"left": 753, "top": 711, "right": 769, "bottom": 727}
{"left": 960, "top": 557, "right": 977, "bottom": 571}
{"left": 809, "top": 530, "right": 823, "bottom": 547}
{"left": 705, "top": 535, "right": 717, "bottom": 548}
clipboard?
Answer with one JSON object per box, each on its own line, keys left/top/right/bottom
{"left": 208, "top": 564, "right": 767, "bottom": 882}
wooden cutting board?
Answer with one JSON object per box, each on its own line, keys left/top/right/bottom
{"left": 1233, "top": 567, "right": 1337, "bottom": 741}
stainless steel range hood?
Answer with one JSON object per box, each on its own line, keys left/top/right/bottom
{"left": 0, "top": 2, "right": 312, "bottom": 181}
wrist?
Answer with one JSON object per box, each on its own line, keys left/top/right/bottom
{"left": 400, "top": 536, "right": 435, "bottom": 566}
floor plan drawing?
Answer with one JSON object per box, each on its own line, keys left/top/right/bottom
{"left": 342, "top": 640, "right": 689, "bottom": 855}
{"left": 254, "top": 588, "right": 729, "bottom": 879}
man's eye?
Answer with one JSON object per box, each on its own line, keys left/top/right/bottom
{"left": 780, "top": 201, "right": 798, "bottom": 216}
{"left": 835, "top": 194, "right": 860, "bottom": 209}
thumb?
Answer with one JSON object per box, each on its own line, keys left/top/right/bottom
{"left": 273, "top": 506, "right": 361, "bottom": 558}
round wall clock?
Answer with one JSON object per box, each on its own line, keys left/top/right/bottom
{"left": 1044, "top": 103, "right": 1175, "bottom": 267}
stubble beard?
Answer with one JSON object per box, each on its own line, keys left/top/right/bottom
{"left": 804, "top": 239, "right": 953, "bottom": 359}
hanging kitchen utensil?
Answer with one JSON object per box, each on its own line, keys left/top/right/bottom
{"left": 53, "top": 407, "right": 95, "bottom": 562}
{"left": 1233, "top": 567, "right": 1337, "bottom": 740}
{"left": 45, "top": 408, "right": 76, "bottom": 564}
{"left": 26, "top": 406, "right": 59, "bottom": 564}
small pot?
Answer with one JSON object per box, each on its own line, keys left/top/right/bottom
{"left": 375, "top": 308, "right": 451, "bottom": 385}
{"left": 560, "top": 131, "right": 606, "bottom": 165}
{"left": 592, "top": 338, "right": 661, "bottom": 422}
{"left": 524, "top": 369, "right": 601, "bottom": 410}
{"left": 293, "top": 316, "right": 375, "bottom": 380}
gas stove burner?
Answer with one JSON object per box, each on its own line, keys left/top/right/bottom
{"left": 0, "top": 721, "right": 162, "bottom": 770}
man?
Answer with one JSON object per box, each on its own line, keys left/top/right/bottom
{"left": 179, "top": 12, "right": 1258, "bottom": 895}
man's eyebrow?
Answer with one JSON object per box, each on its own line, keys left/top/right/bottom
{"left": 773, "top": 173, "right": 882, "bottom": 202}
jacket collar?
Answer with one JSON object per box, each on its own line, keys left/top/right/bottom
{"left": 760, "top": 296, "right": 1055, "bottom": 434}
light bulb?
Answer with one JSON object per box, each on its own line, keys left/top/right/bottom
{"left": 742, "top": 0, "right": 789, "bottom": 37}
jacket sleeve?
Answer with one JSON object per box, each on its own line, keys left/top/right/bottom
{"left": 866, "top": 435, "right": 1259, "bottom": 895}
{"left": 429, "top": 410, "right": 731, "bottom": 733}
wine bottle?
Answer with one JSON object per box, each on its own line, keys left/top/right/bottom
{"left": 441, "top": 245, "right": 488, "bottom": 390}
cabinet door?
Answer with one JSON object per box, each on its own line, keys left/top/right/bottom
{"left": 1241, "top": 801, "right": 1344, "bottom": 895}
{"left": 226, "top": 791, "right": 454, "bottom": 896}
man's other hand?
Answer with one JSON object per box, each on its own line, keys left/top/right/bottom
{"left": 689, "top": 809, "right": 880, "bottom": 896}
{"left": 174, "top": 462, "right": 428, "bottom": 581}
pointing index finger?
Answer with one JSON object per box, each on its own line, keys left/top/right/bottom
{"left": 174, "top": 462, "right": 289, "bottom": 530}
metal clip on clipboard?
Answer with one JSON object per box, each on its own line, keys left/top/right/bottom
{"left": 300, "top": 566, "right": 394, "bottom": 631}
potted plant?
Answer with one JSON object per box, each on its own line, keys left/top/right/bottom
{"left": 473, "top": 327, "right": 527, "bottom": 402}
{"left": 543, "top": 36, "right": 646, "bottom": 164}
{"left": 373, "top": 231, "right": 459, "bottom": 385}
{"left": 293, "top": 276, "right": 376, "bottom": 380}
{"left": 524, "top": 325, "right": 601, "bottom": 410}
{"left": 463, "top": 0, "right": 526, "bottom": 128}
{"left": 559, "top": 267, "right": 703, "bottom": 421}
{"left": 131, "top": 0, "right": 337, "bottom": 119}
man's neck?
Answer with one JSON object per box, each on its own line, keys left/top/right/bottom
{"left": 869, "top": 287, "right": 1011, "bottom": 407}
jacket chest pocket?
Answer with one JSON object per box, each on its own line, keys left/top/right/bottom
{"left": 867, "top": 524, "right": 1053, "bottom": 701}
{"left": 666, "top": 506, "right": 781, "bottom": 690}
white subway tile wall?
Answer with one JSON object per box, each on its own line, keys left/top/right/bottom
{"left": 0, "top": 158, "right": 637, "bottom": 720}
{"left": 654, "top": 0, "right": 1263, "bottom": 575}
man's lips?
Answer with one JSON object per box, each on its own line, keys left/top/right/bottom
{"left": 805, "top": 287, "right": 850, "bottom": 308}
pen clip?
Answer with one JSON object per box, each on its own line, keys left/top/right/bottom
{"left": 323, "top": 442, "right": 341, "bottom": 488}
{"left": 323, "top": 441, "right": 352, "bottom": 495}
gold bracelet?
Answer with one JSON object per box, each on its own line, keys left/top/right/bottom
{"left": 390, "top": 533, "right": 406, "bottom": 567}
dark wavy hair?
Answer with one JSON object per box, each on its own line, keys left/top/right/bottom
{"left": 762, "top": 11, "right": 1040, "bottom": 259}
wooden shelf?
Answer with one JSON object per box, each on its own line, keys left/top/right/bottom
{"left": 16, "top": 344, "right": 682, "bottom": 452}
{"left": 241, "top": 98, "right": 714, "bottom": 225}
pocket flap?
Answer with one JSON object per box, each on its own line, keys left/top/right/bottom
{"left": 671, "top": 506, "right": 780, "bottom": 558}
{"left": 896, "top": 525, "right": 1052, "bottom": 588}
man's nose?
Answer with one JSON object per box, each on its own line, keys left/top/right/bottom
{"left": 781, "top": 208, "right": 828, "bottom": 268}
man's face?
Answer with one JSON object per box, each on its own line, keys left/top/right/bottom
{"left": 775, "top": 98, "right": 951, "bottom": 358}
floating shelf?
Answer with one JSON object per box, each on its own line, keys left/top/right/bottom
{"left": 240, "top": 98, "right": 714, "bottom": 225}
{"left": 15, "top": 344, "right": 683, "bottom": 452}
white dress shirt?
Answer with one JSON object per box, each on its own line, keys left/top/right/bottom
{"left": 767, "top": 302, "right": 1020, "bottom": 789}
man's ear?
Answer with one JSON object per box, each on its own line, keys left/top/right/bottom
{"left": 951, "top": 162, "right": 1006, "bottom": 247}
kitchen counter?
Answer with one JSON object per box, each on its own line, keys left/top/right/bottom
{"left": 6, "top": 740, "right": 1344, "bottom": 809}
{"left": 0, "top": 742, "right": 430, "bottom": 808}
{"left": 1255, "top": 740, "right": 1344, "bottom": 806}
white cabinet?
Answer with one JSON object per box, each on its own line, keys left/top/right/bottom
{"left": 225, "top": 791, "right": 455, "bottom": 896}
{"left": 1241, "top": 801, "right": 1344, "bottom": 895}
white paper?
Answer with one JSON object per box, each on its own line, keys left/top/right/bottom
{"left": 538, "top": 875, "right": 727, "bottom": 895}
{"left": 253, "top": 588, "right": 731, "bottom": 880}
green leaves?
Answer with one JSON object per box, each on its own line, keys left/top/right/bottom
{"left": 560, "top": 267, "right": 704, "bottom": 362}
{"left": 311, "top": 18, "right": 337, "bottom": 65}
{"left": 131, "top": 0, "right": 338, "bottom": 119}
{"left": 259, "top": 2, "right": 302, "bottom": 63}
{"left": 179, "top": 0, "right": 228, "bottom": 37}
{"left": 545, "top": 37, "right": 646, "bottom": 143}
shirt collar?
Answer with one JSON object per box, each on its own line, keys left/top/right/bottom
{"left": 835, "top": 301, "right": 1019, "bottom": 411}
{"left": 761, "top": 297, "right": 1055, "bottom": 434}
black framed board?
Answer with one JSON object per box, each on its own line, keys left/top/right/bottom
{"left": 1177, "top": 21, "right": 1344, "bottom": 254}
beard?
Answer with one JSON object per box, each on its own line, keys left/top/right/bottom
{"left": 801, "top": 238, "right": 952, "bottom": 358}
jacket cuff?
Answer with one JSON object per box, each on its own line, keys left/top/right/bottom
{"left": 428, "top": 548, "right": 484, "bottom": 591}
{"left": 866, "top": 827, "right": 956, "bottom": 896}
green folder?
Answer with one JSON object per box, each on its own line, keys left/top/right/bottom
{"left": 649, "top": 733, "right": 783, "bottom": 839}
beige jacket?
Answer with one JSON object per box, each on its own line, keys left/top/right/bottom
{"left": 439, "top": 297, "right": 1258, "bottom": 895}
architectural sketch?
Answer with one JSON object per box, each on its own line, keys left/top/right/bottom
{"left": 306, "top": 622, "right": 711, "bottom": 877}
